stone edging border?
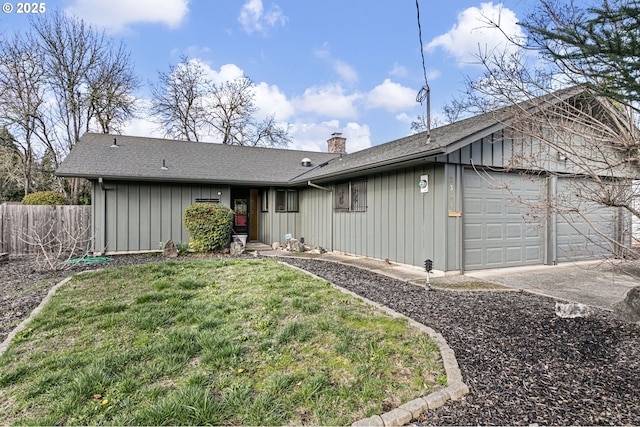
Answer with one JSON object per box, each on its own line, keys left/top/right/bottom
{"left": 279, "top": 261, "right": 470, "bottom": 427}
{"left": 0, "top": 276, "right": 72, "bottom": 357}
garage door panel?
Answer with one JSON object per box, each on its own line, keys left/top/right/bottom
{"left": 464, "top": 169, "right": 544, "bottom": 270}
{"left": 506, "top": 224, "right": 524, "bottom": 239}
{"left": 486, "top": 248, "right": 505, "bottom": 264}
{"left": 465, "top": 249, "right": 483, "bottom": 267}
{"left": 525, "top": 246, "right": 542, "bottom": 262}
{"left": 486, "top": 199, "right": 504, "bottom": 215}
{"left": 465, "top": 198, "right": 483, "bottom": 215}
{"left": 506, "top": 247, "right": 524, "bottom": 263}
{"left": 486, "top": 224, "right": 503, "bottom": 239}
{"left": 556, "top": 179, "right": 616, "bottom": 262}
{"left": 465, "top": 224, "right": 483, "bottom": 240}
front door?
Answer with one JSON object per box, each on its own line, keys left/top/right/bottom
{"left": 250, "top": 189, "right": 259, "bottom": 241}
{"left": 233, "top": 198, "right": 248, "bottom": 235}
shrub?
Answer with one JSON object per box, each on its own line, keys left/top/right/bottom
{"left": 183, "top": 203, "right": 234, "bottom": 252}
{"left": 22, "top": 191, "right": 66, "bottom": 205}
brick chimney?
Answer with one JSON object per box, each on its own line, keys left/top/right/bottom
{"left": 327, "top": 132, "right": 346, "bottom": 154}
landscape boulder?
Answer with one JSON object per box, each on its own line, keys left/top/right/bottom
{"left": 163, "top": 240, "right": 179, "bottom": 258}
{"left": 230, "top": 240, "right": 244, "bottom": 256}
{"left": 555, "top": 302, "right": 595, "bottom": 319}
{"left": 613, "top": 286, "right": 640, "bottom": 323}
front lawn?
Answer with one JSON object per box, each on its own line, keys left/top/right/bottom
{"left": 0, "top": 258, "right": 443, "bottom": 426}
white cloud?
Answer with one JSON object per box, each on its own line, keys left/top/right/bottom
{"left": 333, "top": 60, "right": 358, "bottom": 85}
{"left": 426, "top": 2, "right": 523, "bottom": 66}
{"left": 289, "top": 120, "right": 371, "bottom": 153}
{"left": 395, "top": 112, "right": 414, "bottom": 124}
{"left": 314, "top": 43, "right": 359, "bottom": 85}
{"left": 253, "top": 82, "right": 294, "bottom": 121}
{"left": 366, "top": 79, "right": 416, "bottom": 112}
{"left": 294, "top": 84, "right": 361, "bottom": 119}
{"left": 389, "top": 63, "right": 408, "bottom": 78}
{"left": 65, "top": 0, "right": 190, "bottom": 32}
{"left": 238, "top": 0, "right": 287, "bottom": 35}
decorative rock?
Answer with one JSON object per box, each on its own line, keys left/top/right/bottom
{"left": 230, "top": 241, "right": 244, "bottom": 256}
{"left": 288, "top": 238, "right": 299, "bottom": 252}
{"left": 163, "top": 240, "right": 179, "bottom": 258}
{"left": 554, "top": 302, "right": 595, "bottom": 318}
{"left": 614, "top": 286, "right": 640, "bottom": 323}
{"left": 271, "top": 242, "right": 280, "bottom": 250}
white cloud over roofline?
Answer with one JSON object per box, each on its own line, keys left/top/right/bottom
{"left": 288, "top": 120, "right": 371, "bottom": 153}
{"left": 366, "top": 79, "right": 416, "bottom": 112}
{"left": 293, "top": 84, "right": 361, "bottom": 119}
{"left": 65, "top": 0, "right": 190, "bottom": 32}
{"left": 426, "top": 2, "right": 523, "bottom": 67}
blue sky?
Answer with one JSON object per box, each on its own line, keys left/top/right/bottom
{"left": 0, "top": 0, "right": 528, "bottom": 153}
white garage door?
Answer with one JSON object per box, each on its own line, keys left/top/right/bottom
{"left": 464, "top": 169, "right": 545, "bottom": 270}
{"left": 555, "top": 179, "right": 616, "bottom": 262}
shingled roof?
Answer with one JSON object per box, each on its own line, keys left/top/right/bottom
{"left": 57, "top": 107, "right": 513, "bottom": 186}
{"left": 57, "top": 88, "right": 590, "bottom": 185}
{"left": 56, "top": 133, "right": 340, "bottom": 185}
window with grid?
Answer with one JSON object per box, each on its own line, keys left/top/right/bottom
{"left": 275, "top": 189, "right": 298, "bottom": 212}
{"left": 334, "top": 180, "right": 367, "bottom": 212}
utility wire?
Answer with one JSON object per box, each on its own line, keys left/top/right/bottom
{"left": 416, "top": 0, "right": 430, "bottom": 103}
{"left": 415, "top": 0, "right": 431, "bottom": 142}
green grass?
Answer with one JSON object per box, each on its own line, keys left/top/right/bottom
{"left": 0, "top": 258, "right": 444, "bottom": 426}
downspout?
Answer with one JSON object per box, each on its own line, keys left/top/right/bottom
{"left": 98, "top": 177, "right": 110, "bottom": 255}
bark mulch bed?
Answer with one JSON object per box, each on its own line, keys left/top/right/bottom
{"left": 2, "top": 254, "right": 639, "bottom": 425}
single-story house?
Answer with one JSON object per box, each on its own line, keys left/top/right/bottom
{"left": 56, "top": 90, "right": 634, "bottom": 273}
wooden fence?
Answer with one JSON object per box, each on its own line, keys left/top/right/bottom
{"left": 0, "top": 205, "right": 92, "bottom": 255}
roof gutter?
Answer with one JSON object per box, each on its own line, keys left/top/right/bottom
{"left": 307, "top": 181, "right": 332, "bottom": 191}
{"left": 292, "top": 146, "right": 445, "bottom": 184}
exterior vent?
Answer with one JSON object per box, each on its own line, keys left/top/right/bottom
{"left": 301, "top": 157, "right": 312, "bottom": 167}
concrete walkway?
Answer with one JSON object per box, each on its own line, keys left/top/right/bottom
{"left": 465, "top": 262, "right": 639, "bottom": 311}
{"left": 254, "top": 242, "right": 639, "bottom": 311}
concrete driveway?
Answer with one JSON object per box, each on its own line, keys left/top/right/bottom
{"left": 467, "top": 261, "right": 639, "bottom": 310}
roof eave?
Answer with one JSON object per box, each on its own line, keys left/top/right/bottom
{"left": 290, "top": 146, "right": 445, "bottom": 184}
{"left": 55, "top": 172, "right": 295, "bottom": 187}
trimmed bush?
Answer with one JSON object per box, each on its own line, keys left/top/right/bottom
{"left": 183, "top": 203, "right": 234, "bottom": 252}
{"left": 22, "top": 191, "right": 66, "bottom": 205}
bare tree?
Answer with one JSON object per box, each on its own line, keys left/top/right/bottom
{"left": 19, "top": 213, "right": 92, "bottom": 270}
{"left": 149, "top": 56, "right": 210, "bottom": 142}
{"left": 0, "top": 12, "right": 138, "bottom": 203}
{"left": 209, "top": 77, "right": 290, "bottom": 147}
{"left": 0, "top": 33, "right": 50, "bottom": 197}
{"left": 86, "top": 43, "right": 140, "bottom": 134}
{"left": 149, "top": 58, "right": 291, "bottom": 147}
{"left": 453, "top": 0, "right": 640, "bottom": 259}
{"left": 0, "top": 128, "right": 23, "bottom": 201}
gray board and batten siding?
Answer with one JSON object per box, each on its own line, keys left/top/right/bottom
{"left": 92, "top": 180, "right": 230, "bottom": 254}
{"left": 56, "top": 90, "right": 634, "bottom": 272}
{"left": 85, "top": 129, "right": 628, "bottom": 272}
